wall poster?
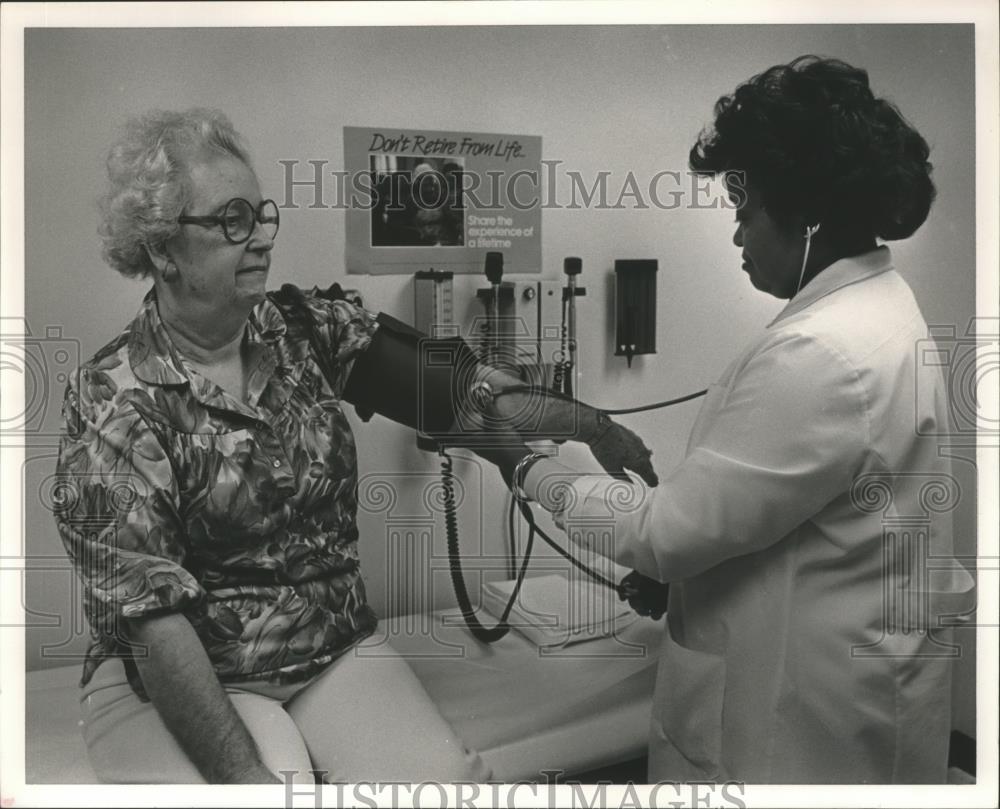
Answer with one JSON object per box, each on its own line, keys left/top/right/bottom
{"left": 344, "top": 126, "right": 542, "bottom": 275}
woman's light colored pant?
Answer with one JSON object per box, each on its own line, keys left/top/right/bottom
{"left": 80, "top": 644, "right": 490, "bottom": 784}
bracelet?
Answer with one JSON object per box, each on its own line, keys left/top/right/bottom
{"left": 511, "top": 452, "right": 548, "bottom": 503}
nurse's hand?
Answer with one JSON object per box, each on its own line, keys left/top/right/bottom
{"left": 617, "top": 570, "right": 670, "bottom": 620}
{"left": 584, "top": 412, "right": 659, "bottom": 487}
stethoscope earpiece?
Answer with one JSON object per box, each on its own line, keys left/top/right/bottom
{"left": 796, "top": 223, "right": 822, "bottom": 295}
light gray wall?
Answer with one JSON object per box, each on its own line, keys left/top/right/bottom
{"left": 23, "top": 25, "right": 976, "bottom": 735}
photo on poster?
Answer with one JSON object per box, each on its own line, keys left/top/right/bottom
{"left": 369, "top": 154, "right": 466, "bottom": 247}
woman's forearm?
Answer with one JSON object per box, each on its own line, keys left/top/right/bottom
{"left": 125, "top": 612, "right": 281, "bottom": 784}
{"left": 478, "top": 366, "right": 603, "bottom": 442}
{"left": 478, "top": 366, "right": 658, "bottom": 485}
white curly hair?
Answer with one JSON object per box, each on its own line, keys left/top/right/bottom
{"left": 98, "top": 108, "right": 253, "bottom": 279}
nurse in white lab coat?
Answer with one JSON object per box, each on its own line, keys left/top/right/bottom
{"left": 500, "top": 56, "right": 974, "bottom": 783}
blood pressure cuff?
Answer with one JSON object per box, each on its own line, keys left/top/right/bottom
{"left": 343, "top": 312, "right": 480, "bottom": 438}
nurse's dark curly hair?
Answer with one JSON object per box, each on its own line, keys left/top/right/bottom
{"left": 689, "top": 55, "right": 935, "bottom": 241}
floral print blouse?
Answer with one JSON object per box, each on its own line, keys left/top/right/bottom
{"left": 54, "top": 285, "right": 379, "bottom": 696}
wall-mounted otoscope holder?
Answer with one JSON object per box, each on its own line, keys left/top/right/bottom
{"left": 614, "top": 259, "right": 658, "bottom": 367}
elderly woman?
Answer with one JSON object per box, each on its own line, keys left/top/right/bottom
{"left": 54, "top": 108, "right": 652, "bottom": 785}
{"left": 495, "top": 56, "right": 973, "bottom": 783}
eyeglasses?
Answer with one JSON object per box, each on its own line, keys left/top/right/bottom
{"left": 178, "top": 198, "right": 280, "bottom": 244}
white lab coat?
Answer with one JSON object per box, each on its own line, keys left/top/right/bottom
{"left": 559, "top": 247, "right": 974, "bottom": 783}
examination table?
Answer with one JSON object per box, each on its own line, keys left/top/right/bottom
{"left": 24, "top": 609, "right": 663, "bottom": 784}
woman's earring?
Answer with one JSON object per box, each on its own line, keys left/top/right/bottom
{"left": 161, "top": 261, "right": 179, "bottom": 282}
